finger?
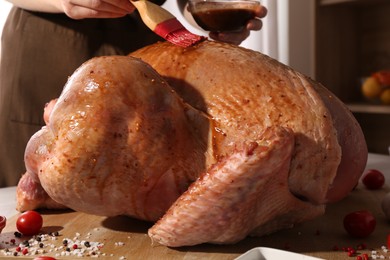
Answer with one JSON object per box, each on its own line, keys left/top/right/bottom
{"left": 209, "top": 30, "right": 249, "bottom": 46}
{"left": 255, "top": 5, "right": 267, "bottom": 18}
{"left": 63, "top": 4, "right": 129, "bottom": 19}
{"left": 68, "top": 0, "right": 133, "bottom": 13}
{"left": 246, "top": 18, "right": 263, "bottom": 31}
{"left": 102, "top": 0, "right": 135, "bottom": 12}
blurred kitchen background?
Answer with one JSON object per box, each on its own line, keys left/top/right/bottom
{"left": 1, "top": 0, "right": 389, "bottom": 154}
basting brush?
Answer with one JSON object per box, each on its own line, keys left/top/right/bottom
{"left": 130, "top": 0, "right": 205, "bottom": 47}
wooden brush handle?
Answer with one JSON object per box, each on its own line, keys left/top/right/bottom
{"left": 130, "top": 0, "right": 175, "bottom": 30}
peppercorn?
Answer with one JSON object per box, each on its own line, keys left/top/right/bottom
{"left": 14, "top": 231, "right": 22, "bottom": 237}
{"left": 84, "top": 241, "right": 91, "bottom": 247}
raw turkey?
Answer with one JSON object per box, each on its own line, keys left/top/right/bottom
{"left": 16, "top": 41, "right": 367, "bottom": 247}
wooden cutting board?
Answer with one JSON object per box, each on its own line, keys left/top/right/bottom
{"left": 1, "top": 184, "right": 390, "bottom": 260}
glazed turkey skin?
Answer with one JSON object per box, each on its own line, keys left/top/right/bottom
{"left": 131, "top": 40, "right": 367, "bottom": 204}
{"left": 17, "top": 40, "right": 368, "bottom": 247}
{"left": 21, "top": 56, "right": 208, "bottom": 221}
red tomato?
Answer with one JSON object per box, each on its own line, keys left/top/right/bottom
{"left": 387, "top": 234, "right": 390, "bottom": 249}
{"left": 372, "top": 70, "right": 390, "bottom": 86}
{"left": 343, "top": 210, "right": 376, "bottom": 238}
{"left": 362, "top": 169, "right": 385, "bottom": 190}
{"left": 16, "top": 211, "right": 43, "bottom": 236}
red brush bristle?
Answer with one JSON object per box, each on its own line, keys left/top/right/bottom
{"left": 154, "top": 18, "right": 205, "bottom": 48}
{"left": 165, "top": 28, "right": 205, "bottom": 47}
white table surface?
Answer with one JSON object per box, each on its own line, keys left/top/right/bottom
{"left": 1, "top": 153, "right": 389, "bottom": 220}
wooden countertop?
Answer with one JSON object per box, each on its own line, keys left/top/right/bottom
{"left": 1, "top": 153, "right": 390, "bottom": 259}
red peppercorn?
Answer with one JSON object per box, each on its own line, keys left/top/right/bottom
{"left": 10, "top": 239, "right": 15, "bottom": 244}
{"left": 15, "top": 246, "right": 21, "bottom": 252}
{"left": 362, "top": 253, "right": 369, "bottom": 260}
{"left": 73, "top": 244, "right": 78, "bottom": 249}
{"left": 356, "top": 256, "right": 362, "bottom": 260}
{"left": 356, "top": 243, "right": 366, "bottom": 250}
{"left": 22, "top": 248, "right": 28, "bottom": 255}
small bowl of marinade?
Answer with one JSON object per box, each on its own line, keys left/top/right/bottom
{"left": 187, "top": 0, "right": 262, "bottom": 32}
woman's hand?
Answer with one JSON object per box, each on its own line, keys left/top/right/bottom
{"left": 209, "top": 4, "right": 267, "bottom": 45}
{"left": 60, "top": 0, "right": 136, "bottom": 19}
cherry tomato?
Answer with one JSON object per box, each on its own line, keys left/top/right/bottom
{"left": 343, "top": 210, "right": 376, "bottom": 238}
{"left": 16, "top": 210, "right": 43, "bottom": 236}
{"left": 362, "top": 169, "right": 385, "bottom": 190}
{"left": 387, "top": 234, "right": 390, "bottom": 249}
{"left": 372, "top": 70, "right": 390, "bottom": 86}
{"left": 0, "top": 216, "right": 6, "bottom": 232}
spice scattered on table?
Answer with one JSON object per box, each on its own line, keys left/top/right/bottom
{"left": 0, "top": 229, "right": 132, "bottom": 258}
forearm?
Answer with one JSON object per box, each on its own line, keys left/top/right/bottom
{"left": 5, "top": 0, "right": 63, "bottom": 13}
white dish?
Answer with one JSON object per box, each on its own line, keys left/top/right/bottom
{"left": 235, "top": 247, "right": 325, "bottom": 260}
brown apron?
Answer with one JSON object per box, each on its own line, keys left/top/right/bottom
{"left": 0, "top": 7, "right": 163, "bottom": 187}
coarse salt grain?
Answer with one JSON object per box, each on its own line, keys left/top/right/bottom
{"left": 1, "top": 231, "right": 110, "bottom": 258}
